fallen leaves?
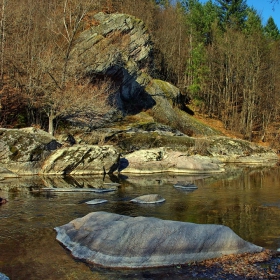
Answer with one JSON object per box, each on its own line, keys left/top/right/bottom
{"left": 188, "top": 249, "right": 280, "bottom": 279}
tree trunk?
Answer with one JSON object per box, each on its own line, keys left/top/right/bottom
{"left": 48, "top": 108, "right": 55, "bottom": 136}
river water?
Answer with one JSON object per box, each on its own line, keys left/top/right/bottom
{"left": 0, "top": 165, "right": 280, "bottom": 279}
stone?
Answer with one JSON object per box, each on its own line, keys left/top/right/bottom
{"left": 0, "top": 167, "right": 19, "bottom": 178}
{"left": 131, "top": 194, "right": 165, "bottom": 204}
{"left": 86, "top": 199, "right": 108, "bottom": 205}
{"left": 41, "top": 187, "right": 117, "bottom": 193}
{"left": 40, "top": 145, "right": 120, "bottom": 175}
{"left": 69, "top": 12, "right": 218, "bottom": 137}
{"left": 0, "top": 273, "right": 10, "bottom": 280}
{"left": 120, "top": 148, "right": 225, "bottom": 174}
{"left": 174, "top": 182, "right": 198, "bottom": 190}
{"left": 207, "top": 136, "right": 279, "bottom": 164}
{"left": 0, "top": 128, "right": 61, "bottom": 174}
{"left": 55, "top": 211, "right": 263, "bottom": 268}
{"left": 71, "top": 12, "right": 155, "bottom": 119}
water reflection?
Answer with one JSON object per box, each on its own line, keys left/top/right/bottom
{"left": 0, "top": 166, "right": 280, "bottom": 279}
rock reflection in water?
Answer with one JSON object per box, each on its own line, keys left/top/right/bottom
{"left": 0, "top": 166, "right": 280, "bottom": 280}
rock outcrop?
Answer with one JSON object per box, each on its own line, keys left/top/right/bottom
{"left": 0, "top": 128, "right": 278, "bottom": 177}
{"left": 72, "top": 12, "right": 155, "bottom": 116}
{"left": 0, "top": 128, "right": 61, "bottom": 175}
{"left": 40, "top": 145, "right": 120, "bottom": 175}
{"left": 55, "top": 211, "right": 263, "bottom": 268}
{"left": 70, "top": 12, "right": 218, "bottom": 136}
{"left": 0, "top": 167, "right": 19, "bottom": 178}
{"left": 205, "top": 136, "right": 279, "bottom": 164}
{"left": 119, "top": 148, "right": 225, "bottom": 174}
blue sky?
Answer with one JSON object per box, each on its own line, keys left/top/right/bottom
{"left": 246, "top": 0, "right": 280, "bottom": 28}
{"left": 199, "top": 0, "right": 280, "bottom": 28}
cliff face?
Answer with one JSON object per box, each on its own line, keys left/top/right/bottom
{"left": 71, "top": 12, "right": 155, "bottom": 114}
{"left": 69, "top": 12, "right": 221, "bottom": 136}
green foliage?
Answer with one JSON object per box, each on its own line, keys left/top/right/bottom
{"left": 16, "top": 114, "right": 26, "bottom": 128}
{"left": 187, "top": 43, "right": 208, "bottom": 96}
{"left": 184, "top": 0, "right": 218, "bottom": 44}
{"left": 244, "top": 7, "right": 263, "bottom": 35}
{"left": 264, "top": 17, "right": 280, "bottom": 40}
{"left": 215, "top": 0, "right": 248, "bottom": 30}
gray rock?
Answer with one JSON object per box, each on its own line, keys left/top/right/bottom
{"left": 174, "top": 182, "right": 198, "bottom": 190}
{"left": 131, "top": 194, "right": 165, "bottom": 204}
{"left": 71, "top": 12, "right": 155, "bottom": 118}
{"left": 55, "top": 212, "right": 263, "bottom": 268}
{"left": 0, "top": 167, "right": 19, "bottom": 178}
{"left": 207, "top": 136, "right": 279, "bottom": 164}
{"left": 0, "top": 273, "right": 10, "bottom": 280}
{"left": 0, "top": 128, "right": 61, "bottom": 174}
{"left": 86, "top": 199, "right": 108, "bottom": 205}
{"left": 41, "top": 187, "right": 117, "bottom": 193}
{"left": 40, "top": 145, "right": 120, "bottom": 175}
{"left": 120, "top": 148, "right": 225, "bottom": 174}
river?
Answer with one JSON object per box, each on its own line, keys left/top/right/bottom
{"left": 0, "top": 165, "right": 280, "bottom": 279}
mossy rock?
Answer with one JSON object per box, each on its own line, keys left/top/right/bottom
{"left": 108, "top": 132, "right": 195, "bottom": 153}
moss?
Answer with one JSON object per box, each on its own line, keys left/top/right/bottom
{"left": 111, "top": 132, "right": 195, "bottom": 153}
{"left": 146, "top": 79, "right": 178, "bottom": 100}
{"left": 9, "top": 146, "right": 21, "bottom": 161}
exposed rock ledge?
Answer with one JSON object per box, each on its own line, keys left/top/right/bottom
{"left": 119, "top": 148, "right": 225, "bottom": 174}
{"left": 55, "top": 211, "right": 263, "bottom": 268}
{"left": 0, "top": 128, "right": 278, "bottom": 176}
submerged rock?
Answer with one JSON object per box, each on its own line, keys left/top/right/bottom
{"left": 55, "top": 211, "right": 263, "bottom": 268}
{"left": 131, "top": 194, "right": 165, "bottom": 204}
{"left": 174, "top": 182, "right": 198, "bottom": 190}
{"left": 86, "top": 199, "right": 108, "bottom": 205}
{"left": 41, "top": 187, "right": 117, "bottom": 193}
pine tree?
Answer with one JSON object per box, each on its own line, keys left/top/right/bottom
{"left": 264, "top": 16, "right": 280, "bottom": 40}
{"left": 244, "top": 7, "right": 263, "bottom": 35}
{"left": 215, "top": 0, "right": 248, "bottom": 30}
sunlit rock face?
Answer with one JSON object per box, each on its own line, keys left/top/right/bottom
{"left": 71, "top": 12, "right": 155, "bottom": 116}
{"left": 55, "top": 211, "right": 263, "bottom": 268}
{"left": 0, "top": 128, "right": 61, "bottom": 175}
{"left": 119, "top": 148, "right": 225, "bottom": 174}
{"left": 40, "top": 145, "right": 120, "bottom": 175}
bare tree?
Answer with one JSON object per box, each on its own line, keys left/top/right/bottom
{"left": 41, "top": 77, "right": 115, "bottom": 135}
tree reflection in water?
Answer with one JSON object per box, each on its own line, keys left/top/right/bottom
{"left": 0, "top": 165, "right": 279, "bottom": 279}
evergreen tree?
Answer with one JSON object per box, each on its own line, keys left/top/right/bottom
{"left": 264, "top": 16, "right": 280, "bottom": 40}
{"left": 244, "top": 7, "right": 263, "bottom": 35}
{"left": 215, "top": 0, "right": 248, "bottom": 29}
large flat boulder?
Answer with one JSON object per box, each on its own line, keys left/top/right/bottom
{"left": 55, "top": 211, "right": 263, "bottom": 268}
{"left": 119, "top": 148, "right": 225, "bottom": 174}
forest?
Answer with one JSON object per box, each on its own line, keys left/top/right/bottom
{"left": 0, "top": 0, "right": 279, "bottom": 146}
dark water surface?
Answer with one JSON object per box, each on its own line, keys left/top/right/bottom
{"left": 0, "top": 165, "right": 280, "bottom": 279}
